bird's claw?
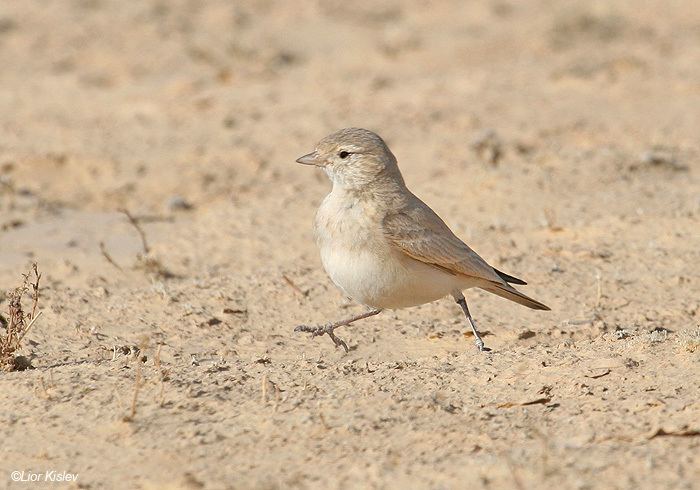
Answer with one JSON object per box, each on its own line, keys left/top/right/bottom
{"left": 474, "top": 337, "right": 491, "bottom": 352}
{"left": 294, "top": 323, "right": 349, "bottom": 353}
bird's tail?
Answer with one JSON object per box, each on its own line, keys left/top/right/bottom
{"left": 493, "top": 267, "right": 527, "bottom": 285}
{"left": 481, "top": 283, "right": 550, "bottom": 311}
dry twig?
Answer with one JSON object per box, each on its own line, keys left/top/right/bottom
{"left": 123, "top": 366, "right": 143, "bottom": 422}
{"left": 282, "top": 274, "right": 308, "bottom": 297}
{"left": 99, "top": 241, "right": 124, "bottom": 272}
{"left": 1, "top": 263, "right": 42, "bottom": 371}
{"left": 119, "top": 208, "right": 150, "bottom": 255}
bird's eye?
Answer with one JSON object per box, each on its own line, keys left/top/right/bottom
{"left": 339, "top": 151, "right": 350, "bottom": 159}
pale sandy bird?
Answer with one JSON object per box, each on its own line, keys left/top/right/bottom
{"left": 295, "top": 128, "right": 549, "bottom": 352}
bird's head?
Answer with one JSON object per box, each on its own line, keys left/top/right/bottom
{"left": 296, "top": 128, "right": 403, "bottom": 189}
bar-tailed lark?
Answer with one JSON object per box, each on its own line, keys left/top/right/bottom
{"left": 295, "top": 128, "right": 549, "bottom": 352}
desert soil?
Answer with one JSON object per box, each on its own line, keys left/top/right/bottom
{"left": 0, "top": 1, "right": 699, "bottom": 489}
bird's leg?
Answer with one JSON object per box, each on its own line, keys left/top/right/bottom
{"left": 453, "top": 292, "right": 489, "bottom": 352}
{"left": 295, "top": 309, "right": 382, "bottom": 352}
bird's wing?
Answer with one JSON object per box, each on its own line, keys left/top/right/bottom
{"left": 382, "top": 199, "right": 505, "bottom": 285}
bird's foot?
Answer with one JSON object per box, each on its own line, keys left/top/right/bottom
{"left": 473, "top": 336, "right": 492, "bottom": 352}
{"left": 294, "top": 323, "right": 349, "bottom": 353}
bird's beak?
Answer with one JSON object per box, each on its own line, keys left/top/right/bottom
{"left": 296, "top": 151, "right": 324, "bottom": 167}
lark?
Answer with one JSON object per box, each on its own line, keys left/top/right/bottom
{"left": 295, "top": 128, "right": 549, "bottom": 352}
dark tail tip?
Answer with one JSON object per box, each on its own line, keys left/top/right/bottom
{"left": 494, "top": 268, "right": 527, "bottom": 285}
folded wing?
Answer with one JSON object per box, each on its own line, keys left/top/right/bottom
{"left": 382, "top": 197, "right": 550, "bottom": 311}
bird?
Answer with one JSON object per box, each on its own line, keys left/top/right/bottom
{"left": 294, "top": 128, "right": 549, "bottom": 352}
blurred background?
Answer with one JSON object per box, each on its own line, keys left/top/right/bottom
{"left": 0, "top": 1, "right": 698, "bottom": 488}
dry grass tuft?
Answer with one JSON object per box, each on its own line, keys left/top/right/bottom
{"left": 1, "top": 263, "right": 42, "bottom": 371}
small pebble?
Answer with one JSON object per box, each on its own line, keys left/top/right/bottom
{"left": 639, "top": 148, "right": 686, "bottom": 171}
{"left": 167, "top": 196, "right": 193, "bottom": 211}
{"left": 470, "top": 129, "right": 503, "bottom": 165}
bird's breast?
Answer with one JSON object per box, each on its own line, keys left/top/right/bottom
{"left": 314, "top": 192, "right": 470, "bottom": 309}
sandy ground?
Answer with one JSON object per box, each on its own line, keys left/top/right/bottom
{"left": 1, "top": 0, "right": 699, "bottom": 488}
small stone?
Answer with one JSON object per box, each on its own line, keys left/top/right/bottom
{"left": 167, "top": 196, "right": 193, "bottom": 212}
{"left": 470, "top": 129, "right": 503, "bottom": 165}
{"left": 10, "top": 355, "right": 33, "bottom": 371}
{"left": 639, "top": 147, "right": 687, "bottom": 171}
